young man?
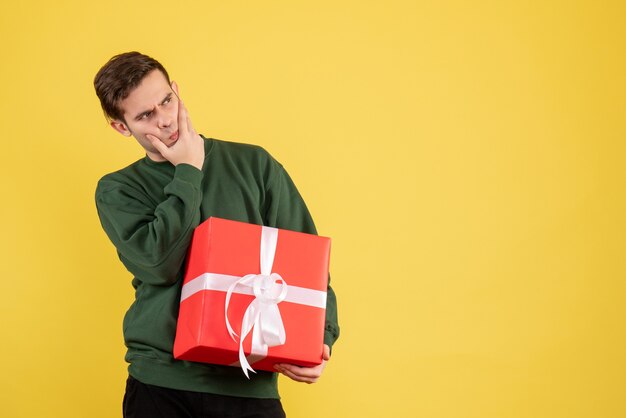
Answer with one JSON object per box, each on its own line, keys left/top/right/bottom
{"left": 94, "top": 52, "right": 339, "bottom": 418}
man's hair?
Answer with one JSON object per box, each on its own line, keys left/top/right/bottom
{"left": 94, "top": 51, "right": 170, "bottom": 122}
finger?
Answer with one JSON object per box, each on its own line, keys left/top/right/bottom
{"left": 277, "top": 366, "right": 318, "bottom": 384}
{"left": 186, "top": 109, "right": 195, "bottom": 135}
{"left": 276, "top": 363, "right": 323, "bottom": 380}
{"left": 323, "top": 345, "right": 331, "bottom": 361}
{"left": 147, "top": 134, "right": 168, "bottom": 155}
{"left": 178, "top": 100, "right": 189, "bottom": 136}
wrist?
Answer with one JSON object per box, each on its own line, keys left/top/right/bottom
{"left": 173, "top": 154, "right": 203, "bottom": 170}
{"left": 188, "top": 156, "right": 204, "bottom": 170}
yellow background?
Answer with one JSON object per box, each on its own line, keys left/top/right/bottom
{"left": 1, "top": 1, "right": 624, "bottom": 417}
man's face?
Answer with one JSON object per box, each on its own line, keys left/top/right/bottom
{"left": 111, "top": 69, "right": 180, "bottom": 161}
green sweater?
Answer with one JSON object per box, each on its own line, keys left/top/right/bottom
{"left": 95, "top": 137, "right": 339, "bottom": 398}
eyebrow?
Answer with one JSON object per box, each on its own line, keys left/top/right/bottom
{"left": 133, "top": 93, "right": 173, "bottom": 121}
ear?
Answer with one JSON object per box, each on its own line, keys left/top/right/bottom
{"left": 171, "top": 80, "right": 179, "bottom": 96}
{"left": 110, "top": 120, "right": 132, "bottom": 137}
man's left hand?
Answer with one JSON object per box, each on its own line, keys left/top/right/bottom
{"left": 274, "top": 344, "right": 331, "bottom": 384}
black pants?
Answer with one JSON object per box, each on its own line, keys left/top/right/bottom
{"left": 123, "top": 376, "right": 286, "bottom": 418}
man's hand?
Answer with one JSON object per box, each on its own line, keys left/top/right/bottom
{"left": 274, "top": 344, "right": 331, "bottom": 384}
{"left": 147, "top": 100, "right": 205, "bottom": 170}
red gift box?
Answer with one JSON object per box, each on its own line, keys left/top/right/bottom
{"left": 173, "top": 217, "right": 331, "bottom": 377}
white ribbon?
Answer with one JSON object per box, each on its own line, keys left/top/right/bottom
{"left": 180, "top": 273, "right": 327, "bottom": 308}
{"left": 225, "top": 226, "right": 285, "bottom": 378}
{"left": 224, "top": 271, "right": 288, "bottom": 378}
{"left": 180, "top": 226, "right": 327, "bottom": 378}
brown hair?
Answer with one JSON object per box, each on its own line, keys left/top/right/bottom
{"left": 94, "top": 51, "right": 170, "bottom": 122}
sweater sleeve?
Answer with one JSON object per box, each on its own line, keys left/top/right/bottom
{"left": 264, "top": 158, "right": 340, "bottom": 351}
{"left": 95, "top": 163, "right": 204, "bottom": 286}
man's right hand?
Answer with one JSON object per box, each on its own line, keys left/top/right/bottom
{"left": 147, "top": 99, "right": 205, "bottom": 170}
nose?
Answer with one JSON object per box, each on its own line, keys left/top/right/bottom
{"left": 156, "top": 108, "right": 172, "bottom": 129}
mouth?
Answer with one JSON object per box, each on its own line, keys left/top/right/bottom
{"left": 169, "top": 130, "right": 179, "bottom": 141}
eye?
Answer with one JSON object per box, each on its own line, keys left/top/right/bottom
{"left": 140, "top": 111, "right": 152, "bottom": 120}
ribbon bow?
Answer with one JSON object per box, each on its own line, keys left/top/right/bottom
{"left": 223, "top": 226, "right": 289, "bottom": 378}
